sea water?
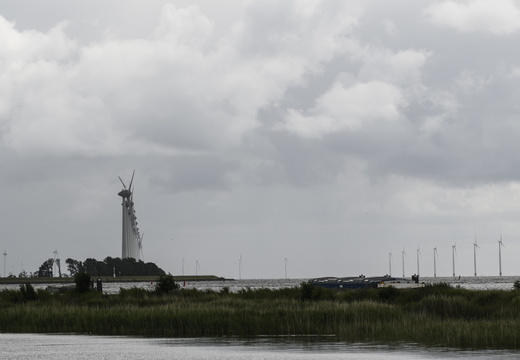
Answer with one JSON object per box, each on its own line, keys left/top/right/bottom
{"left": 0, "top": 276, "right": 519, "bottom": 294}
{"left": 1, "top": 334, "right": 519, "bottom": 359}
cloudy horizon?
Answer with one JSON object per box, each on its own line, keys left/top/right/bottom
{"left": 1, "top": 0, "right": 520, "bottom": 279}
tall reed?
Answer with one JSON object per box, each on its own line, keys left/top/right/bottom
{"left": 2, "top": 283, "right": 520, "bottom": 349}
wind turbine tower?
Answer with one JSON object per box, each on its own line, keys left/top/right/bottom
{"left": 239, "top": 254, "right": 243, "bottom": 280}
{"left": 473, "top": 232, "right": 479, "bottom": 277}
{"left": 2, "top": 251, "right": 6, "bottom": 278}
{"left": 402, "top": 249, "right": 406, "bottom": 277}
{"left": 389, "top": 252, "right": 392, "bottom": 276}
{"left": 118, "top": 170, "right": 142, "bottom": 260}
{"left": 452, "top": 244, "right": 456, "bottom": 278}
{"left": 499, "top": 235, "right": 504, "bottom": 276}
{"left": 416, "top": 247, "right": 420, "bottom": 277}
{"left": 53, "top": 249, "right": 62, "bottom": 278}
{"left": 433, "top": 247, "right": 438, "bottom": 278}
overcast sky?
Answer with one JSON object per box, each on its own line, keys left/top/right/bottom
{"left": 2, "top": 0, "right": 520, "bottom": 279}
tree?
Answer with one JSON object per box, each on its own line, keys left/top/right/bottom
{"left": 83, "top": 258, "right": 98, "bottom": 276}
{"left": 60, "top": 257, "right": 166, "bottom": 277}
{"left": 36, "top": 258, "right": 54, "bottom": 277}
{"left": 66, "top": 258, "right": 84, "bottom": 276}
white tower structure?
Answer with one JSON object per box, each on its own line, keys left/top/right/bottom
{"left": 118, "top": 171, "right": 142, "bottom": 260}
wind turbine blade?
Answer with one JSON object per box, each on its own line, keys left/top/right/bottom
{"left": 118, "top": 176, "right": 127, "bottom": 189}
{"left": 128, "top": 170, "right": 136, "bottom": 191}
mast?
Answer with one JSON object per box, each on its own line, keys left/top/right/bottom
{"left": 499, "top": 235, "right": 504, "bottom": 276}
{"left": 452, "top": 244, "right": 456, "bottom": 278}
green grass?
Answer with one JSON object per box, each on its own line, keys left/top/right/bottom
{"left": 1, "top": 283, "right": 520, "bottom": 349}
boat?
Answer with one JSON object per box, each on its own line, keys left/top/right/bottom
{"left": 309, "top": 274, "right": 425, "bottom": 290}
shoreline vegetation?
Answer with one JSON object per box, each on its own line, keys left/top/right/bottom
{"left": 0, "top": 275, "right": 229, "bottom": 285}
{"left": 2, "top": 277, "right": 520, "bottom": 350}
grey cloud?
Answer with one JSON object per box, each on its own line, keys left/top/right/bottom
{"left": 2, "top": 1, "right": 520, "bottom": 279}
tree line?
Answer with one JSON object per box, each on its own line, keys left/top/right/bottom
{"left": 28, "top": 257, "right": 166, "bottom": 278}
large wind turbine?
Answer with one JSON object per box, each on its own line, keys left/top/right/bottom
{"left": 499, "top": 235, "right": 505, "bottom": 276}
{"left": 53, "top": 248, "right": 61, "bottom": 278}
{"left": 118, "top": 170, "right": 141, "bottom": 260}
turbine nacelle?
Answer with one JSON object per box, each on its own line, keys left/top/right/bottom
{"left": 118, "top": 189, "right": 132, "bottom": 199}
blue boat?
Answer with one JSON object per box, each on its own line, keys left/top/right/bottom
{"left": 309, "top": 274, "right": 424, "bottom": 290}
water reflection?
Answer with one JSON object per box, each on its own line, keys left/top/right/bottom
{"left": 1, "top": 334, "right": 519, "bottom": 359}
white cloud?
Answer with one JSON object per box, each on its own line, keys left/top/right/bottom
{"left": 426, "top": 0, "right": 520, "bottom": 35}
{"left": 0, "top": 17, "right": 76, "bottom": 62}
{"left": 357, "top": 48, "right": 430, "bottom": 86}
{"left": 282, "top": 81, "right": 406, "bottom": 138}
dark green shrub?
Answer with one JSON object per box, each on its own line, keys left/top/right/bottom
{"left": 378, "top": 286, "right": 399, "bottom": 303}
{"left": 19, "top": 283, "right": 37, "bottom": 301}
{"left": 513, "top": 280, "right": 520, "bottom": 290}
{"left": 155, "top": 274, "right": 180, "bottom": 294}
{"left": 300, "top": 282, "right": 314, "bottom": 301}
{"left": 75, "top": 272, "right": 92, "bottom": 293}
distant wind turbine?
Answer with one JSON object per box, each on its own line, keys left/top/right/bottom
{"left": 452, "top": 244, "right": 457, "bottom": 278}
{"left": 473, "top": 231, "right": 479, "bottom": 277}
{"left": 402, "top": 249, "right": 406, "bottom": 277}
{"left": 416, "top": 247, "right": 421, "bottom": 277}
{"left": 2, "top": 251, "right": 6, "bottom": 278}
{"left": 433, "top": 247, "right": 438, "bottom": 278}
{"left": 195, "top": 260, "right": 200, "bottom": 276}
{"left": 285, "top": 258, "right": 288, "bottom": 279}
{"left": 499, "top": 235, "right": 505, "bottom": 277}
{"left": 389, "top": 252, "right": 392, "bottom": 276}
{"left": 239, "top": 254, "right": 243, "bottom": 280}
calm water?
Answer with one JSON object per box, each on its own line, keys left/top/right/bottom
{"left": 1, "top": 334, "right": 519, "bottom": 359}
{"left": 1, "top": 276, "right": 519, "bottom": 294}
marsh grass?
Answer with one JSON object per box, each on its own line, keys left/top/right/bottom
{"left": 1, "top": 283, "right": 520, "bottom": 349}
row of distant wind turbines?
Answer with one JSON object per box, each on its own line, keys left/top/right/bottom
{"left": 179, "top": 255, "right": 290, "bottom": 279}
{"left": 389, "top": 234, "right": 505, "bottom": 278}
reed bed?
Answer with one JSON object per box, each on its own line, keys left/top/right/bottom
{"left": 1, "top": 283, "right": 520, "bottom": 349}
